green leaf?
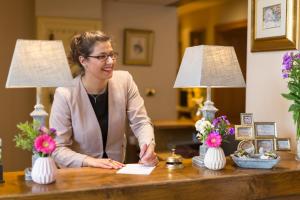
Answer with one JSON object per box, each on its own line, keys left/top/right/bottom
{"left": 282, "top": 93, "right": 300, "bottom": 101}
{"left": 14, "top": 121, "right": 40, "bottom": 152}
{"left": 288, "top": 82, "right": 300, "bottom": 92}
{"left": 288, "top": 104, "right": 300, "bottom": 112}
{"left": 293, "top": 112, "right": 300, "bottom": 124}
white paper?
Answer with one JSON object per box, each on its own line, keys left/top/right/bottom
{"left": 116, "top": 164, "right": 155, "bottom": 175}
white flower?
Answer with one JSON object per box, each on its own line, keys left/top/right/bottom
{"left": 195, "top": 118, "right": 213, "bottom": 134}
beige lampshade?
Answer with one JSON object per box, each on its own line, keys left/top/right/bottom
{"left": 6, "top": 39, "right": 74, "bottom": 88}
{"left": 174, "top": 45, "right": 246, "bottom": 88}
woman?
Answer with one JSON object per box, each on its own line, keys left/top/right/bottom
{"left": 50, "top": 31, "right": 157, "bottom": 169}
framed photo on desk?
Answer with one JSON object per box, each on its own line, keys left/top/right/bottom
{"left": 235, "top": 125, "right": 255, "bottom": 140}
{"left": 254, "top": 122, "right": 277, "bottom": 138}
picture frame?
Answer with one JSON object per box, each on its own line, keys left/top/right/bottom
{"left": 251, "top": 0, "right": 299, "bottom": 52}
{"left": 240, "top": 113, "right": 253, "bottom": 125}
{"left": 235, "top": 125, "right": 255, "bottom": 140}
{"left": 275, "top": 138, "right": 291, "bottom": 151}
{"left": 255, "top": 139, "right": 275, "bottom": 153}
{"left": 123, "top": 29, "right": 154, "bottom": 66}
{"left": 254, "top": 122, "right": 277, "bottom": 138}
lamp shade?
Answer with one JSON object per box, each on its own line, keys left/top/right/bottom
{"left": 6, "top": 39, "right": 74, "bottom": 88}
{"left": 174, "top": 45, "right": 246, "bottom": 88}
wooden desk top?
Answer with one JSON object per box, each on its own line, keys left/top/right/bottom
{"left": 153, "top": 119, "right": 195, "bottom": 130}
{"left": 1, "top": 152, "right": 300, "bottom": 200}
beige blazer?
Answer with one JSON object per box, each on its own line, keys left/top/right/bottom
{"left": 50, "top": 71, "right": 154, "bottom": 168}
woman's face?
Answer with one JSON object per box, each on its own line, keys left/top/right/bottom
{"left": 81, "top": 41, "right": 116, "bottom": 81}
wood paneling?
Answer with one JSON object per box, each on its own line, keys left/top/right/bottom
{"left": 0, "top": 152, "right": 300, "bottom": 200}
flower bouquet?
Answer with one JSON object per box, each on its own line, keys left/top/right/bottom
{"left": 195, "top": 115, "right": 235, "bottom": 147}
{"left": 31, "top": 126, "right": 58, "bottom": 184}
{"left": 281, "top": 52, "right": 300, "bottom": 160}
{"left": 14, "top": 121, "right": 58, "bottom": 183}
{"left": 195, "top": 116, "right": 234, "bottom": 170}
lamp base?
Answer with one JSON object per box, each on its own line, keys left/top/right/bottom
{"left": 201, "top": 100, "right": 218, "bottom": 121}
{"left": 30, "top": 104, "right": 48, "bottom": 126}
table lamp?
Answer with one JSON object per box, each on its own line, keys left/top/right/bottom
{"left": 6, "top": 39, "right": 74, "bottom": 126}
{"left": 174, "top": 45, "right": 246, "bottom": 121}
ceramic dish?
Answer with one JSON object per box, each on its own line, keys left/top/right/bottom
{"left": 231, "top": 154, "right": 280, "bottom": 169}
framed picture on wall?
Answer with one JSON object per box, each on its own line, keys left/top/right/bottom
{"left": 190, "top": 31, "right": 205, "bottom": 46}
{"left": 251, "top": 0, "right": 299, "bottom": 52}
{"left": 123, "top": 29, "right": 154, "bottom": 66}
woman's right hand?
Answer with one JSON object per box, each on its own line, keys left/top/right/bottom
{"left": 83, "top": 156, "right": 125, "bottom": 169}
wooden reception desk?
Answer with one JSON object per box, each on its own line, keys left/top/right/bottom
{"left": 1, "top": 152, "right": 300, "bottom": 200}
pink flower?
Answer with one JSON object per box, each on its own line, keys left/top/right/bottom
{"left": 205, "top": 132, "right": 222, "bottom": 148}
{"left": 34, "top": 134, "right": 56, "bottom": 155}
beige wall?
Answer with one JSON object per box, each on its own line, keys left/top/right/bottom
{"left": 0, "top": 0, "right": 35, "bottom": 171}
{"left": 103, "top": 0, "right": 178, "bottom": 120}
{"left": 35, "top": 0, "right": 102, "bottom": 19}
{"left": 246, "top": 0, "right": 296, "bottom": 150}
{"left": 179, "top": 0, "right": 247, "bottom": 55}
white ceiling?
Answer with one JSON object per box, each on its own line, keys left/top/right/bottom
{"left": 112, "top": 0, "right": 178, "bottom": 6}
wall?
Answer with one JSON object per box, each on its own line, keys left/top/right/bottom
{"left": 103, "top": 0, "right": 178, "bottom": 120}
{"left": 0, "top": 0, "right": 35, "bottom": 171}
{"left": 35, "top": 0, "right": 102, "bottom": 19}
{"left": 179, "top": 0, "right": 247, "bottom": 55}
{"left": 246, "top": 0, "right": 296, "bottom": 150}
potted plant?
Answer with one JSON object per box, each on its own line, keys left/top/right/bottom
{"left": 31, "top": 128, "right": 57, "bottom": 184}
{"left": 195, "top": 116, "right": 235, "bottom": 170}
{"left": 14, "top": 121, "right": 58, "bottom": 182}
{"left": 281, "top": 52, "right": 300, "bottom": 160}
{"left": 14, "top": 121, "right": 40, "bottom": 167}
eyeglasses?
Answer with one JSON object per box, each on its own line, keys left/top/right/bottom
{"left": 87, "top": 52, "right": 118, "bottom": 61}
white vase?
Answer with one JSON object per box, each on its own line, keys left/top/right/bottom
{"left": 204, "top": 147, "right": 226, "bottom": 170}
{"left": 31, "top": 157, "right": 57, "bottom": 184}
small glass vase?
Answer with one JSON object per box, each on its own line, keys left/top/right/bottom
{"left": 204, "top": 147, "right": 226, "bottom": 170}
{"left": 199, "top": 143, "right": 208, "bottom": 165}
{"left": 296, "top": 138, "right": 300, "bottom": 161}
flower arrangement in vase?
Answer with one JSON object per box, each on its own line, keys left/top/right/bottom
{"left": 195, "top": 116, "right": 234, "bottom": 170}
{"left": 281, "top": 52, "right": 300, "bottom": 160}
{"left": 31, "top": 126, "right": 57, "bottom": 184}
{"left": 14, "top": 121, "right": 57, "bottom": 183}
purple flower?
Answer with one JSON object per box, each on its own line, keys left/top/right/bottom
{"left": 228, "top": 127, "right": 235, "bottom": 135}
{"left": 49, "top": 128, "right": 56, "bottom": 134}
{"left": 282, "top": 53, "right": 293, "bottom": 71}
{"left": 282, "top": 52, "right": 292, "bottom": 64}
{"left": 281, "top": 63, "right": 292, "bottom": 70}
{"left": 212, "top": 118, "right": 220, "bottom": 126}
{"left": 296, "top": 53, "right": 300, "bottom": 59}
{"left": 282, "top": 72, "right": 289, "bottom": 79}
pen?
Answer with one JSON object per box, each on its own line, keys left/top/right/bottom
{"left": 140, "top": 138, "right": 154, "bottom": 160}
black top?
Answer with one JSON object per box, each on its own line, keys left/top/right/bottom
{"left": 87, "top": 88, "right": 109, "bottom": 158}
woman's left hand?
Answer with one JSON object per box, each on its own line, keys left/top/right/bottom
{"left": 139, "top": 143, "right": 159, "bottom": 166}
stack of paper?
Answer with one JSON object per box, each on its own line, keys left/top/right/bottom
{"left": 116, "top": 164, "right": 155, "bottom": 175}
